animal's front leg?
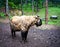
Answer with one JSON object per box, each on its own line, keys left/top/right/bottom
{"left": 11, "top": 29, "right": 14, "bottom": 37}
{"left": 11, "top": 29, "right": 16, "bottom": 38}
{"left": 21, "top": 31, "right": 28, "bottom": 42}
{"left": 21, "top": 31, "right": 25, "bottom": 41}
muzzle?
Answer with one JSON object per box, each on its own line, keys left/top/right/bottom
{"left": 35, "top": 19, "right": 42, "bottom": 27}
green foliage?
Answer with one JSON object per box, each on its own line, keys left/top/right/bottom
{"left": 0, "top": 0, "right": 60, "bottom": 8}
{"left": 9, "top": 2, "right": 17, "bottom": 9}
{"left": 0, "top": 0, "right": 5, "bottom": 7}
{"left": 0, "top": 12, "right": 5, "bottom": 18}
{"left": 9, "top": 15, "right": 13, "bottom": 20}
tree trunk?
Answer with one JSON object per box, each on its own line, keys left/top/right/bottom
{"left": 25, "top": 0, "right": 27, "bottom": 4}
{"left": 45, "top": 0, "right": 48, "bottom": 24}
{"left": 32, "top": 0, "right": 34, "bottom": 15}
{"left": 21, "top": 0, "right": 23, "bottom": 15}
{"left": 6, "top": 0, "right": 9, "bottom": 16}
{"left": 36, "top": 1, "right": 38, "bottom": 15}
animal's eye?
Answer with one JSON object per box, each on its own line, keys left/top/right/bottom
{"left": 35, "top": 16, "right": 39, "bottom": 19}
{"left": 36, "top": 15, "right": 39, "bottom": 17}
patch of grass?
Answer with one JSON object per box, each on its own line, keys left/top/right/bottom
{"left": 0, "top": 12, "right": 5, "bottom": 18}
{"left": 37, "top": 7, "right": 60, "bottom": 26}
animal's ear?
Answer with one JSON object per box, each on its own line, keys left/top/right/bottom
{"left": 35, "top": 15, "right": 40, "bottom": 19}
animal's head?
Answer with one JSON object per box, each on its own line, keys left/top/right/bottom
{"left": 35, "top": 15, "right": 42, "bottom": 27}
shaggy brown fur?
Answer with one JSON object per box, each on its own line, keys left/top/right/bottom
{"left": 10, "top": 15, "right": 42, "bottom": 42}
{"left": 10, "top": 16, "right": 40, "bottom": 32}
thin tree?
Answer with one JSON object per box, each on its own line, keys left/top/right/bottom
{"left": 36, "top": 0, "right": 38, "bottom": 15}
{"left": 6, "top": 0, "right": 9, "bottom": 16}
{"left": 25, "top": 0, "right": 27, "bottom": 4}
{"left": 45, "top": 0, "right": 48, "bottom": 24}
{"left": 21, "top": 0, "right": 23, "bottom": 15}
{"left": 32, "top": 0, "right": 34, "bottom": 15}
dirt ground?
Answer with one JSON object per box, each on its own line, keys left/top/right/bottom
{"left": 0, "top": 18, "right": 60, "bottom": 47}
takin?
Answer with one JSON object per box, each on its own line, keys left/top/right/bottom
{"left": 10, "top": 15, "right": 42, "bottom": 42}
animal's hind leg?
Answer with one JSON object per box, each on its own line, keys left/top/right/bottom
{"left": 24, "top": 31, "right": 28, "bottom": 41}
